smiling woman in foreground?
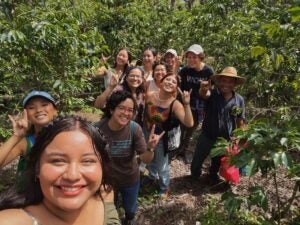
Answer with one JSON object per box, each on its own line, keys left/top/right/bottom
{"left": 0, "top": 116, "right": 120, "bottom": 225}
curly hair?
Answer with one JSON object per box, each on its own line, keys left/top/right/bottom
{"left": 103, "top": 90, "right": 137, "bottom": 119}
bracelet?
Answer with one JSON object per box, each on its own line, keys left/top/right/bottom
{"left": 183, "top": 103, "right": 190, "bottom": 106}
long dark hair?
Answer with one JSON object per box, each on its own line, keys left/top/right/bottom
{"left": 113, "top": 48, "right": 132, "bottom": 75}
{"left": 0, "top": 115, "right": 112, "bottom": 210}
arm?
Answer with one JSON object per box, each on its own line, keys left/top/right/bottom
{"left": 139, "top": 125, "right": 165, "bottom": 164}
{"left": 95, "top": 66, "right": 108, "bottom": 77}
{"left": 174, "top": 88, "right": 194, "bottom": 127}
{"left": 173, "top": 101, "right": 193, "bottom": 128}
{"left": 94, "top": 86, "right": 115, "bottom": 109}
{"left": 0, "top": 137, "right": 26, "bottom": 169}
{"left": 94, "top": 74, "right": 119, "bottom": 109}
{"left": 0, "top": 111, "right": 28, "bottom": 168}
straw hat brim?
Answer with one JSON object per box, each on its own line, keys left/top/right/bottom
{"left": 211, "top": 73, "right": 245, "bottom": 85}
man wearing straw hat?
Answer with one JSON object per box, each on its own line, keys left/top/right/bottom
{"left": 190, "top": 66, "right": 246, "bottom": 184}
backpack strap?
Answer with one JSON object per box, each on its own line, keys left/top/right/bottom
{"left": 129, "top": 120, "right": 137, "bottom": 146}
{"left": 25, "top": 134, "right": 35, "bottom": 155}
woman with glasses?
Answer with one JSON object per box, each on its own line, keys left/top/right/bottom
{"left": 95, "top": 91, "right": 163, "bottom": 225}
{"left": 95, "top": 66, "right": 145, "bottom": 126}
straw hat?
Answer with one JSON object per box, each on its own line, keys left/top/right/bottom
{"left": 211, "top": 67, "right": 245, "bottom": 85}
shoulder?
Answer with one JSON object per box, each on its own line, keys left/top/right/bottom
{"left": 0, "top": 208, "right": 32, "bottom": 225}
{"left": 172, "top": 99, "right": 182, "bottom": 111}
{"left": 178, "top": 66, "right": 189, "bottom": 75}
{"left": 203, "top": 65, "right": 214, "bottom": 76}
{"left": 234, "top": 92, "right": 245, "bottom": 103}
{"left": 130, "top": 121, "right": 143, "bottom": 135}
{"left": 104, "top": 202, "right": 121, "bottom": 225}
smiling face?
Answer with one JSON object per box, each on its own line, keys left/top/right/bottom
{"left": 39, "top": 130, "right": 102, "bottom": 212}
{"left": 25, "top": 97, "right": 57, "bottom": 128}
{"left": 164, "top": 53, "right": 176, "bottom": 67}
{"left": 161, "top": 74, "right": 178, "bottom": 93}
{"left": 143, "top": 49, "right": 155, "bottom": 66}
{"left": 109, "top": 98, "right": 135, "bottom": 129}
{"left": 116, "top": 49, "right": 129, "bottom": 67}
{"left": 186, "top": 52, "right": 201, "bottom": 69}
{"left": 217, "top": 76, "right": 237, "bottom": 96}
{"left": 126, "top": 68, "right": 143, "bottom": 89}
{"left": 153, "top": 64, "right": 167, "bottom": 83}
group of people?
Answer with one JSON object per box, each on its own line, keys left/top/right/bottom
{"left": 0, "top": 43, "right": 246, "bottom": 225}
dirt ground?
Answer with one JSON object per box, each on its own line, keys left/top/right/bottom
{"left": 136, "top": 155, "right": 299, "bottom": 225}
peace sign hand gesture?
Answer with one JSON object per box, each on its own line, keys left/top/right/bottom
{"left": 200, "top": 80, "right": 211, "bottom": 92}
{"left": 109, "top": 73, "right": 119, "bottom": 88}
{"left": 178, "top": 88, "right": 192, "bottom": 105}
{"left": 8, "top": 109, "right": 29, "bottom": 138}
{"left": 147, "top": 125, "right": 165, "bottom": 150}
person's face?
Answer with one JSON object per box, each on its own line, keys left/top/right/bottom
{"left": 161, "top": 75, "right": 178, "bottom": 93}
{"left": 186, "top": 52, "right": 201, "bottom": 68}
{"left": 25, "top": 97, "right": 57, "bottom": 127}
{"left": 153, "top": 65, "right": 167, "bottom": 83}
{"left": 126, "top": 68, "right": 143, "bottom": 89}
{"left": 164, "top": 53, "right": 176, "bottom": 66}
{"left": 155, "top": 53, "right": 162, "bottom": 62}
{"left": 217, "top": 76, "right": 236, "bottom": 95}
{"left": 39, "top": 130, "right": 102, "bottom": 212}
{"left": 116, "top": 49, "right": 129, "bottom": 66}
{"left": 143, "top": 50, "right": 155, "bottom": 66}
{"left": 111, "top": 98, "right": 135, "bottom": 127}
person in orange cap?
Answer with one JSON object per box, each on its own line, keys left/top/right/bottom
{"left": 191, "top": 66, "right": 246, "bottom": 184}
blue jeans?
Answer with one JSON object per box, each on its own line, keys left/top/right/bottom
{"left": 114, "top": 180, "right": 140, "bottom": 220}
{"left": 146, "top": 139, "right": 170, "bottom": 192}
{"left": 191, "top": 132, "right": 221, "bottom": 178}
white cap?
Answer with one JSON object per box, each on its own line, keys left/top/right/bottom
{"left": 165, "top": 49, "right": 178, "bottom": 57}
{"left": 186, "top": 44, "right": 204, "bottom": 55}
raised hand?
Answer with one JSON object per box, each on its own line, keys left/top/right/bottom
{"left": 200, "top": 80, "right": 211, "bottom": 92}
{"left": 148, "top": 124, "right": 165, "bottom": 150}
{"left": 8, "top": 109, "right": 29, "bottom": 138}
{"left": 100, "top": 53, "right": 111, "bottom": 64}
{"left": 178, "top": 87, "right": 192, "bottom": 105}
{"left": 109, "top": 73, "right": 119, "bottom": 88}
{"left": 176, "top": 50, "right": 184, "bottom": 68}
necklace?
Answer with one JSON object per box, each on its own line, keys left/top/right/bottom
{"left": 156, "top": 92, "right": 172, "bottom": 102}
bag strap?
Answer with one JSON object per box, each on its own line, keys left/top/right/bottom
{"left": 130, "top": 120, "right": 138, "bottom": 147}
{"left": 167, "top": 99, "right": 177, "bottom": 119}
{"left": 129, "top": 120, "right": 137, "bottom": 137}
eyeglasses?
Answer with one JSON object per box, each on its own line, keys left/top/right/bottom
{"left": 128, "top": 74, "right": 142, "bottom": 79}
{"left": 116, "top": 105, "right": 135, "bottom": 114}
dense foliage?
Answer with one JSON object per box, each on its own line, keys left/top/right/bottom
{"left": 1, "top": 0, "right": 299, "bottom": 115}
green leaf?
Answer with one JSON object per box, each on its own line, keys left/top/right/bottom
{"left": 272, "top": 153, "right": 281, "bottom": 168}
{"left": 280, "top": 137, "right": 288, "bottom": 147}
{"left": 248, "top": 186, "right": 268, "bottom": 211}
{"left": 281, "top": 152, "right": 290, "bottom": 168}
{"left": 222, "top": 192, "right": 243, "bottom": 215}
{"left": 250, "top": 46, "right": 266, "bottom": 58}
